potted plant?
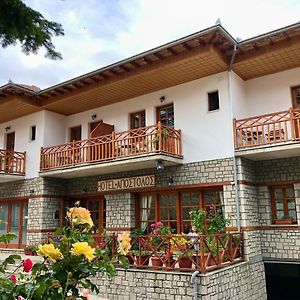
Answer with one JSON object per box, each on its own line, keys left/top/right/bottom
{"left": 24, "top": 244, "right": 38, "bottom": 256}
{"left": 132, "top": 250, "right": 152, "bottom": 266}
{"left": 174, "top": 249, "right": 193, "bottom": 269}
{"left": 152, "top": 128, "right": 169, "bottom": 150}
{"left": 189, "top": 209, "right": 207, "bottom": 234}
{"left": 150, "top": 221, "right": 171, "bottom": 267}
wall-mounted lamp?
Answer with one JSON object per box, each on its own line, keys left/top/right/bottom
{"left": 156, "top": 159, "right": 164, "bottom": 171}
{"left": 54, "top": 210, "right": 60, "bottom": 220}
{"left": 91, "top": 114, "right": 97, "bottom": 120}
{"left": 5, "top": 126, "right": 11, "bottom": 132}
{"left": 29, "top": 189, "right": 35, "bottom": 196}
{"left": 159, "top": 96, "right": 165, "bottom": 103}
{"left": 168, "top": 176, "right": 174, "bottom": 186}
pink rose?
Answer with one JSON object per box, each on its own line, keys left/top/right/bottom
{"left": 10, "top": 274, "right": 17, "bottom": 284}
{"left": 153, "top": 229, "right": 158, "bottom": 234}
{"left": 22, "top": 258, "right": 33, "bottom": 273}
{"left": 156, "top": 221, "right": 163, "bottom": 226}
{"left": 150, "top": 223, "right": 155, "bottom": 227}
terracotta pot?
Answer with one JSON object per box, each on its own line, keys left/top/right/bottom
{"left": 24, "top": 249, "right": 34, "bottom": 256}
{"left": 126, "top": 254, "right": 135, "bottom": 265}
{"left": 177, "top": 257, "right": 192, "bottom": 269}
{"left": 164, "top": 258, "right": 176, "bottom": 269}
{"left": 135, "top": 255, "right": 150, "bottom": 266}
{"left": 151, "top": 256, "right": 163, "bottom": 268}
{"left": 275, "top": 219, "right": 293, "bottom": 225}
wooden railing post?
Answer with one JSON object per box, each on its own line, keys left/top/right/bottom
{"left": 112, "top": 131, "right": 115, "bottom": 158}
{"left": 178, "top": 129, "right": 182, "bottom": 156}
{"left": 157, "top": 121, "right": 162, "bottom": 151}
{"left": 290, "top": 107, "right": 295, "bottom": 140}
{"left": 40, "top": 147, "right": 43, "bottom": 171}
{"left": 23, "top": 151, "right": 26, "bottom": 175}
{"left": 233, "top": 118, "right": 237, "bottom": 149}
{"left": 72, "top": 140, "right": 75, "bottom": 165}
{"left": 199, "top": 235, "right": 205, "bottom": 273}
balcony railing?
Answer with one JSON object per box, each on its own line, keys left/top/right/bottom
{"left": 40, "top": 123, "right": 182, "bottom": 171}
{"left": 93, "top": 233, "right": 244, "bottom": 273}
{"left": 0, "top": 149, "right": 26, "bottom": 175}
{"left": 233, "top": 108, "right": 300, "bottom": 149}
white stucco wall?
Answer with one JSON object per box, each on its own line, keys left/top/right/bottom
{"left": 244, "top": 66, "right": 300, "bottom": 117}
{"left": 231, "top": 72, "right": 247, "bottom": 119}
{"left": 65, "top": 71, "right": 234, "bottom": 164}
{"left": 0, "top": 111, "right": 45, "bottom": 179}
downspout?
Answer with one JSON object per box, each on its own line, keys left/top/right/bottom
{"left": 191, "top": 270, "right": 200, "bottom": 300}
{"left": 228, "top": 44, "right": 241, "bottom": 233}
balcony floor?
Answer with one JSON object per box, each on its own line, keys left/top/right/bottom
{"left": 235, "top": 140, "right": 300, "bottom": 161}
{"left": 0, "top": 173, "right": 25, "bottom": 183}
{"left": 39, "top": 153, "right": 183, "bottom": 178}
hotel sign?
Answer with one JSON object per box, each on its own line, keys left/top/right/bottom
{"left": 97, "top": 175, "right": 155, "bottom": 192}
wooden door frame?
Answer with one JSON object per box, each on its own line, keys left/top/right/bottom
{"left": 291, "top": 85, "right": 300, "bottom": 109}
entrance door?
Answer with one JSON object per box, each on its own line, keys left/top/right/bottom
{"left": 291, "top": 86, "right": 300, "bottom": 139}
{"left": 0, "top": 201, "right": 28, "bottom": 248}
{"left": 5, "top": 132, "right": 15, "bottom": 172}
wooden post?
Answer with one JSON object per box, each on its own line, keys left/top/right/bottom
{"left": 178, "top": 129, "right": 182, "bottom": 156}
{"left": 40, "top": 147, "right": 43, "bottom": 171}
{"left": 199, "top": 235, "right": 205, "bottom": 273}
{"left": 72, "top": 140, "right": 75, "bottom": 165}
{"left": 112, "top": 132, "right": 115, "bottom": 158}
{"left": 233, "top": 118, "right": 237, "bottom": 149}
{"left": 23, "top": 151, "right": 26, "bottom": 175}
{"left": 290, "top": 107, "right": 295, "bottom": 140}
{"left": 158, "top": 121, "right": 162, "bottom": 151}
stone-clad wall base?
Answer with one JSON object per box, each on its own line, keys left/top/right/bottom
{"left": 261, "top": 230, "right": 300, "bottom": 260}
{"left": 94, "top": 261, "right": 266, "bottom": 300}
{"left": 95, "top": 269, "right": 194, "bottom": 300}
{"left": 199, "top": 261, "right": 266, "bottom": 300}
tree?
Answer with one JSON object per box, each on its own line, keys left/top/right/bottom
{"left": 0, "top": 0, "right": 64, "bottom": 59}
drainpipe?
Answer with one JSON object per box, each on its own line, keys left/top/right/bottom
{"left": 228, "top": 44, "right": 241, "bottom": 233}
{"left": 191, "top": 270, "right": 200, "bottom": 300}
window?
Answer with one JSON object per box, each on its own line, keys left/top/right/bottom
{"left": 130, "top": 110, "right": 146, "bottom": 129}
{"left": 271, "top": 186, "right": 297, "bottom": 224}
{"left": 208, "top": 91, "right": 220, "bottom": 111}
{"left": 30, "top": 125, "right": 36, "bottom": 141}
{"left": 69, "top": 126, "right": 82, "bottom": 142}
{"left": 138, "top": 188, "right": 224, "bottom": 233}
{"left": 157, "top": 104, "right": 174, "bottom": 128}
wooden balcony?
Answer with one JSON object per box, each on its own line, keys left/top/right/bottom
{"left": 0, "top": 149, "right": 26, "bottom": 181}
{"left": 93, "top": 232, "right": 244, "bottom": 273}
{"left": 233, "top": 108, "right": 300, "bottom": 151}
{"left": 40, "top": 123, "right": 182, "bottom": 172}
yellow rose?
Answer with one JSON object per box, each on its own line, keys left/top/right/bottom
{"left": 38, "top": 244, "right": 63, "bottom": 261}
{"left": 67, "top": 207, "right": 94, "bottom": 227}
{"left": 117, "top": 233, "right": 131, "bottom": 256}
{"left": 70, "top": 242, "right": 95, "bottom": 261}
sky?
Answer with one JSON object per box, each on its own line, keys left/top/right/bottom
{"left": 1, "top": 0, "right": 300, "bottom": 89}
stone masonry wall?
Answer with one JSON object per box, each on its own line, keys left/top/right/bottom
{"left": 105, "top": 193, "right": 135, "bottom": 231}
{"left": 94, "top": 261, "right": 266, "bottom": 300}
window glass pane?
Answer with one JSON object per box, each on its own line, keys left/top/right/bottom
{"left": 0, "top": 204, "right": 8, "bottom": 236}
{"left": 22, "top": 203, "right": 28, "bottom": 244}
{"left": 288, "top": 210, "right": 296, "bottom": 219}
{"left": 191, "top": 193, "right": 200, "bottom": 205}
{"left": 169, "top": 208, "right": 176, "bottom": 220}
{"left": 182, "top": 193, "right": 190, "bottom": 206}
{"left": 276, "top": 201, "right": 283, "bottom": 209}
{"left": 11, "top": 203, "right": 20, "bottom": 243}
{"left": 276, "top": 210, "right": 284, "bottom": 219}
{"left": 287, "top": 199, "right": 296, "bottom": 209}
{"left": 274, "top": 189, "right": 282, "bottom": 199}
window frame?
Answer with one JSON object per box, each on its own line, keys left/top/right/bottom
{"left": 137, "top": 187, "right": 224, "bottom": 233}
{"left": 130, "top": 110, "right": 146, "bottom": 129}
{"left": 30, "top": 125, "right": 36, "bottom": 142}
{"left": 270, "top": 185, "right": 297, "bottom": 224}
{"left": 156, "top": 103, "right": 174, "bottom": 128}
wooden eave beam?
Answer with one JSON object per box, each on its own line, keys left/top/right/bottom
{"left": 41, "top": 43, "right": 214, "bottom": 107}
{"left": 167, "top": 47, "right": 178, "bottom": 56}
{"left": 235, "top": 34, "right": 300, "bottom": 63}
{"left": 15, "top": 95, "right": 39, "bottom": 106}
{"left": 209, "top": 46, "right": 230, "bottom": 66}
{"left": 109, "top": 69, "right": 119, "bottom": 76}
{"left": 153, "top": 52, "right": 165, "bottom": 60}
{"left": 119, "top": 65, "right": 130, "bottom": 72}
{"left": 130, "top": 61, "right": 141, "bottom": 68}
{"left": 182, "top": 42, "right": 192, "bottom": 50}
{"left": 142, "top": 57, "right": 153, "bottom": 64}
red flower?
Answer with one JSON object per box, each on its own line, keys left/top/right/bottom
{"left": 10, "top": 274, "right": 17, "bottom": 284}
{"left": 22, "top": 258, "right": 33, "bottom": 273}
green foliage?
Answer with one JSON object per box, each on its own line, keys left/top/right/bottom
{"left": 189, "top": 209, "right": 207, "bottom": 234}
{"left": 0, "top": 207, "right": 127, "bottom": 299}
{"left": 207, "top": 212, "right": 230, "bottom": 234}
{"left": 0, "top": 0, "right": 64, "bottom": 59}
{"left": 0, "top": 232, "right": 17, "bottom": 244}
{"left": 174, "top": 249, "right": 193, "bottom": 258}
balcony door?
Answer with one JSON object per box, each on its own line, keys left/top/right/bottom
{"left": 5, "top": 132, "right": 15, "bottom": 172}
{"left": 0, "top": 201, "right": 28, "bottom": 249}
{"left": 291, "top": 86, "right": 300, "bottom": 139}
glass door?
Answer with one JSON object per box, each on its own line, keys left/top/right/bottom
{"left": 0, "top": 203, "right": 8, "bottom": 237}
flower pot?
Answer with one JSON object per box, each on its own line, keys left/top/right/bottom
{"left": 135, "top": 255, "right": 150, "bottom": 266}
{"left": 126, "top": 254, "right": 135, "bottom": 265}
{"left": 274, "top": 219, "right": 293, "bottom": 225}
{"left": 177, "top": 257, "right": 192, "bottom": 269}
{"left": 24, "top": 249, "right": 34, "bottom": 256}
{"left": 151, "top": 256, "right": 163, "bottom": 268}
{"left": 164, "top": 258, "right": 176, "bottom": 269}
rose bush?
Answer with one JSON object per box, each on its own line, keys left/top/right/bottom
{"left": 0, "top": 206, "right": 129, "bottom": 299}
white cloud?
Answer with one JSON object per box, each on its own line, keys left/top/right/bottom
{"left": 1, "top": 0, "right": 299, "bottom": 88}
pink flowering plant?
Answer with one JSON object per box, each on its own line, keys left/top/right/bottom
{"left": 150, "top": 221, "right": 171, "bottom": 247}
{"left": 0, "top": 205, "right": 129, "bottom": 300}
